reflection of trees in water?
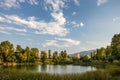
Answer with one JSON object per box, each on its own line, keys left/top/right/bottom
{"left": 91, "top": 66, "right": 96, "bottom": 71}
{"left": 61, "top": 65, "right": 67, "bottom": 69}
{"left": 41, "top": 64, "right": 47, "bottom": 72}
{"left": 0, "top": 65, "right": 97, "bottom": 74}
{"left": 26, "top": 65, "right": 38, "bottom": 71}
{"left": 52, "top": 65, "right": 58, "bottom": 70}
{"left": 4, "top": 65, "right": 38, "bottom": 72}
{"left": 60, "top": 65, "right": 67, "bottom": 73}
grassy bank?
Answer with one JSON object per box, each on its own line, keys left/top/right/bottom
{"left": 0, "top": 68, "right": 120, "bottom": 80}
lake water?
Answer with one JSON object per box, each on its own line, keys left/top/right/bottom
{"left": 0, "top": 65, "right": 96, "bottom": 74}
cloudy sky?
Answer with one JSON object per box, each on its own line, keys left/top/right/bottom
{"left": 0, "top": 0, "right": 120, "bottom": 54}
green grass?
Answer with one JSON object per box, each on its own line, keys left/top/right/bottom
{"left": 0, "top": 68, "right": 120, "bottom": 80}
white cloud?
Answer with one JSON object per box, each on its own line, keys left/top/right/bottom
{"left": 0, "top": 0, "right": 69, "bottom": 36}
{"left": 19, "top": 0, "right": 25, "bottom": 3}
{"left": 43, "top": 38, "right": 80, "bottom": 48}
{"left": 8, "top": 27, "right": 26, "bottom": 32}
{"left": 97, "top": 0, "right": 108, "bottom": 6}
{"left": 43, "top": 40, "right": 60, "bottom": 47}
{"left": 16, "top": 33, "right": 26, "bottom": 36}
{"left": 113, "top": 17, "right": 120, "bottom": 22}
{"left": 0, "top": 0, "right": 38, "bottom": 8}
{"left": 44, "top": 0, "right": 65, "bottom": 12}
{"left": 70, "top": 21, "right": 84, "bottom": 28}
{"left": 0, "top": 16, "right": 12, "bottom": 23}
{"left": 0, "top": 17, "right": 5, "bottom": 21}
{"left": 44, "top": 0, "right": 67, "bottom": 34}
{"left": 0, "top": 26, "right": 27, "bottom": 32}
{"left": 72, "top": 12, "right": 76, "bottom": 15}
{"left": 27, "top": 0, "right": 38, "bottom": 5}
{"left": 80, "top": 22, "right": 84, "bottom": 27}
{"left": 0, "top": 14, "right": 68, "bottom": 36}
{"left": 0, "top": 0, "right": 20, "bottom": 8}
{"left": 73, "top": 0, "right": 80, "bottom": 6}
{"left": 51, "top": 12, "right": 66, "bottom": 25}
{"left": 0, "top": 30, "right": 10, "bottom": 35}
{"left": 71, "top": 21, "right": 79, "bottom": 27}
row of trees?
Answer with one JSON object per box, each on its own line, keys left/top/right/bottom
{"left": 0, "top": 41, "right": 39, "bottom": 63}
{"left": 0, "top": 40, "right": 68, "bottom": 64}
{"left": 0, "top": 33, "right": 120, "bottom": 64}
{"left": 40, "top": 50, "right": 68, "bottom": 64}
{"left": 90, "top": 33, "right": 120, "bottom": 62}
{"left": 72, "top": 33, "right": 120, "bottom": 63}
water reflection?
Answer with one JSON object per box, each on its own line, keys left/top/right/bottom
{"left": 0, "top": 65, "right": 96, "bottom": 74}
{"left": 37, "top": 65, "right": 96, "bottom": 74}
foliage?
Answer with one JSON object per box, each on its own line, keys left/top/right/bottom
{"left": 0, "top": 41, "right": 39, "bottom": 63}
{"left": 96, "top": 47, "right": 106, "bottom": 60}
{"left": 60, "top": 50, "right": 67, "bottom": 59}
{"left": 111, "top": 33, "right": 120, "bottom": 60}
{"left": 81, "top": 55, "right": 90, "bottom": 62}
{"left": 52, "top": 51, "right": 59, "bottom": 64}
{"left": 0, "top": 41, "right": 15, "bottom": 62}
{"left": 41, "top": 51, "right": 47, "bottom": 63}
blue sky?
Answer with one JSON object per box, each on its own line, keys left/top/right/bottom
{"left": 0, "top": 0, "right": 120, "bottom": 54}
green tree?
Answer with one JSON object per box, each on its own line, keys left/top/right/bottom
{"left": 111, "top": 34, "right": 120, "bottom": 60}
{"left": 72, "top": 54, "right": 79, "bottom": 62}
{"left": 6, "top": 44, "right": 16, "bottom": 62}
{"left": 96, "top": 49, "right": 101, "bottom": 60}
{"left": 15, "top": 45, "right": 24, "bottom": 63}
{"left": 24, "top": 46, "right": 31, "bottom": 62}
{"left": 41, "top": 51, "right": 47, "bottom": 63}
{"left": 81, "top": 55, "right": 90, "bottom": 62}
{"left": 53, "top": 51, "right": 59, "bottom": 64}
{"left": 0, "top": 45, "right": 2, "bottom": 62}
{"left": 100, "top": 47, "right": 106, "bottom": 60}
{"left": 31, "top": 48, "right": 39, "bottom": 58}
{"left": 106, "top": 46, "right": 112, "bottom": 57}
{"left": 48, "top": 50, "right": 51, "bottom": 59}
{"left": 30, "top": 48, "right": 39, "bottom": 62}
{"left": 0, "top": 41, "right": 14, "bottom": 62}
{"left": 96, "top": 47, "right": 106, "bottom": 60}
{"left": 16, "top": 45, "right": 23, "bottom": 52}
{"left": 60, "top": 50, "right": 67, "bottom": 59}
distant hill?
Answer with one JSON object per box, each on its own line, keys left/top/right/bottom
{"left": 69, "top": 49, "right": 95, "bottom": 57}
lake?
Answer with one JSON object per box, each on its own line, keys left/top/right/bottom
{"left": 0, "top": 65, "right": 96, "bottom": 74}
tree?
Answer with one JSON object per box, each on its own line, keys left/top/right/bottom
{"left": 111, "top": 34, "right": 120, "bottom": 60}
{"left": 0, "top": 45, "right": 3, "bottom": 62}
{"left": 31, "top": 48, "right": 39, "bottom": 59}
{"left": 96, "top": 49, "right": 101, "bottom": 60}
{"left": 106, "top": 46, "right": 112, "bottom": 56}
{"left": 24, "top": 46, "right": 31, "bottom": 62}
{"left": 6, "top": 44, "right": 16, "bottom": 62}
{"left": 72, "top": 54, "right": 79, "bottom": 62}
{"left": 0, "top": 41, "right": 14, "bottom": 62}
{"left": 16, "top": 45, "right": 23, "bottom": 52}
{"left": 81, "top": 55, "right": 90, "bottom": 62}
{"left": 30, "top": 48, "right": 39, "bottom": 62}
{"left": 15, "top": 45, "right": 24, "bottom": 63}
{"left": 96, "top": 47, "right": 106, "bottom": 60}
{"left": 41, "top": 51, "right": 47, "bottom": 63}
{"left": 100, "top": 47, "right": 106, "bottom": 60}
{"left": 48, "top": 50, "right": 52, "bottom": 59}
{"left": 53, "top": 51, "right": 59, "bottom": 64}
{"left": 60, "top": 50, "right": 67, "bottom": 59}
